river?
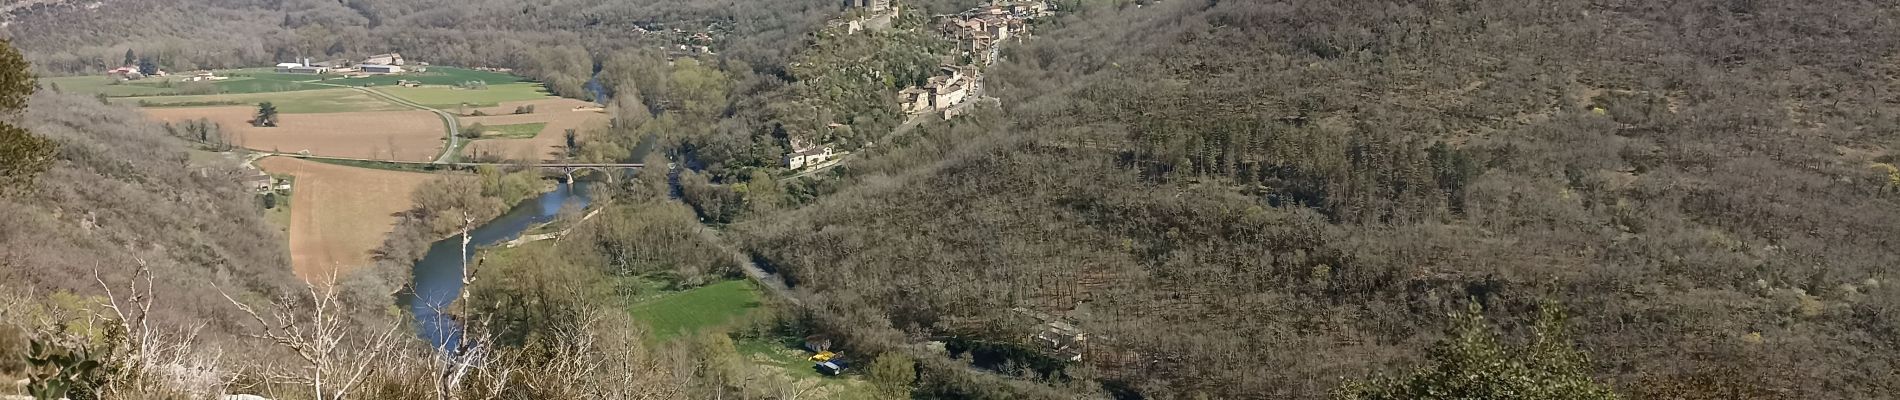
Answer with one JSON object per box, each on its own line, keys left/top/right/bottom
{"left": 400, "top": 182, "right": 593, "bottom": 350}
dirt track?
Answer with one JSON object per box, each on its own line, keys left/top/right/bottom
{"left": 461, "top": 98, "right": 607, "bottom": 162}
{"left": 256, "top": 157, "right": 441, "bottom": 281}
{"left": 146, "top": 107, "right": 446, "bottom": 162}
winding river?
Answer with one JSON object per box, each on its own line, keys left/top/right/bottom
{"left": 400, "top": 182, "right": 592, "bottom": 350}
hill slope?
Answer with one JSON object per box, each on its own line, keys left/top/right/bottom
{"left": 742, "top": 1, "right": 1900, "bottom": 398}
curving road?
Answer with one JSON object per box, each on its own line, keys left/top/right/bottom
{"left": 309, "top": 82, "right": 464, "bottom": 163}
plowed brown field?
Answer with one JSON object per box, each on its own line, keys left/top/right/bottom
{"left": 256, "top": 156, "right": 441, "bottom": 281}
{"left": 461, "top": 98, "right": 608, "bottom": 162}
{"left": 147, "top": 107, "right": 446, "bottom": 162}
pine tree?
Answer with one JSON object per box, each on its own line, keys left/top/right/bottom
{"left": 0, "top": 37, "right": 50, "bottom": 197}
{"left": 254, "top": 102, "right": 279, "bottom": 127}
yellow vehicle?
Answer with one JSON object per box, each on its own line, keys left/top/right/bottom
{"left": 809, "top": 351, "right": 836, "bottom": 362}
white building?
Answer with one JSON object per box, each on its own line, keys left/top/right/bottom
{"left": 784, "top": 145, "right": 836, "bottom": 169}
{"left": 362, "top": 53, "right": 405, "bottom": 66}
{"left": 359, "top": 64, "right": 405, "bottom": 74}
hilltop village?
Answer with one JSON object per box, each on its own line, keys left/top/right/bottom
{"left": 787, "top": 0, "right": 1056, "bottom": 168}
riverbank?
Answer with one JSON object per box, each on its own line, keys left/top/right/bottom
{"left": 402, "top": 180, "right": 594, "bottom": 349}
{"left": 501, "top": 206, "right": 603, "bottom": 248}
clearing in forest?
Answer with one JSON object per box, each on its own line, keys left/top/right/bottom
{"left": 622, "top": 278, "right": 871, "bottom": 397}
{"left": 145, "top": 106, "right": 446, "bottom": 161}
{"left": 255, "top": 156, "right": 439, "bottom": 281}
{"left": 628, "top": 280, "right": 765, "bottom": 340}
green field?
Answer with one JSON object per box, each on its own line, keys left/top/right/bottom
{"left": 627, "top": 280, "right": 763, "bottom": 340}
{"left": 44, "top": 67, "right": 534, "bottom": 99}
{"left": 43, "top": 75, "right": 181, "bottom": 97}
{"left": 472, "top": 122, "right": 547, "bottom": 139}
{"left": 381, "top": 83, "right": 552, "bottom": 108}
{"left": 127, "top": 89, "right": 412, "bottom": 114}
{"left": 212, "top": 78, "right": 323, "bottom": 94}
{"left": 44, "top": 69, "right": 335, "bottom": 97}
{"left": 329, "top": 67, "right": 531, "bottom": 87}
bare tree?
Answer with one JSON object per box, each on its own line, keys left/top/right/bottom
{"left": 92, "top": 261, "right": 243, "bottom": 398}
{"left": 217, "top": 274, "right": 403, "bottom": 400}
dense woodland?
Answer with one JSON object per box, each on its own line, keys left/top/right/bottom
{"left": 5, "top": 0, "right": 838, "bottom": 97}
{"left": 3, "top": 0, "right": 1900, "bottom": 399}
{"left": 737, "top": 0, "right": 1900, "bottom": 398}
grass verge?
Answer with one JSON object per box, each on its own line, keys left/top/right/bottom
{"left": 302, "top": 157, "right": 443, "bottom": 173}
{"left": 470, "top": 122, "right": 547, "bottom": 140}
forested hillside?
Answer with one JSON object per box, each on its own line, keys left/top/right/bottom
{"left": 7, "top": 0, "right": 1900, "bottom": 398}
{"left": 741, "top": 0, "right": 1900, "bottom": 398}
{"left": 0, "top": 92, "right": 297, "bottom": 327}
{"left": 0, "top": 77, "right": 308, "bottom": 396}
{"left": 6, "top": 0, "right": 835, "bottom": 96}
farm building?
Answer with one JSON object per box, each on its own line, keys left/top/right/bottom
{"left": 784, "top": 144, "right": 836, "bottom": 169}
{"left": 183, "top": 71, "right": 229, "bottom": 82}
{"left": 362, "top": 53, "right": 405, "bottom": 66}
{"left": 803, "top": 335, "right": 833, "bottom": 353}
{"left": 359, "top": 64, "right": 404, "bottom": 74}
{"left": 244, "top": 174, "right": 273, "bottom": 193}
{"left": 276, "top": 62, "right": 329, "bottom": 74}
{"left": 106, "top": 66, "right": 143, "bottom": 80}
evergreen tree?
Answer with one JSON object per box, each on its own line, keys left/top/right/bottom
{"left": 0, "top": 37, "right": 50, "bottom": 196}
{"left": 254, "top": 102, "right": 279, "bottom": 127}
{"left": 136, "top": 57, "right": 158, "bottom": 75}
{"left": 1335, "top": 303, "right": 1618, "bottom": 400}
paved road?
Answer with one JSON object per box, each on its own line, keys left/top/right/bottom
{"left": 692, "top": 220, "right": 801, "bottom": 306}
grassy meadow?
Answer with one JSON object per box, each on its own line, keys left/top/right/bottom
{"left": 473, "top": 122, "right": 548, "bottom": 139}
{"left": 627, "top": 279, "right": 764, "bottom": 341}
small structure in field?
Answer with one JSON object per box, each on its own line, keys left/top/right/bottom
{"left": 804, "top": 335, "right": 833, "bottom": 353}
{"left": 183, "top": 71, "right": 229, "bottom": 82}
